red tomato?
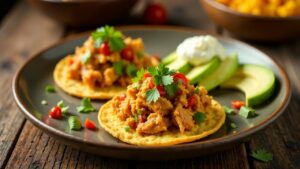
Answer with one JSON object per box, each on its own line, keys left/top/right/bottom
{"left": 49, "top": 106, "right": 62, "bottom": 119}
{"left": 120, "top": 47, "right": 135, "bottom": 61}
{"left": 187, "top": 95, "right": 197, "bottom": 108}
{"left": 144, "top": 73, "right": 155, "bottom": 88}
{"left": 68, "top": 58, "right": 74, "bottom": 65}
{"left": 143, "top": 72, "right": 152, "bottom": 78}
{"left": 157, "top": 85, "right": 166, "bottom": 97}
{"left": 119, "top": 93, "right": 127, "bottom": 101}
{"left": 99, "top": 41, "right": 111, "bottom": 56}
{"left": 85, "top": 118, "right": 97, "bottom": 130}
{"left": 143, "top": 3, "right": 167, "bottom": 24}
{"left": 231, "top": 100, "right": 245, "bottom": 109}
{"left": 138, "top": 114, "right": 147, "bottom": 123}
{"left": 173, "top": 73, "right": 189, "bottom": 86}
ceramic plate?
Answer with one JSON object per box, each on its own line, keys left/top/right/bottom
{"left": 13, "top": 26, "right": 291, "bottom": 160}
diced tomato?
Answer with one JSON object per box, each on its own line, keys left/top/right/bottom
{"left": 119, "top": 93, "right": 127, "bottom": 101}
{"left": 120, "top": 47, "right": 135, "bottom": 61}
{"left": 138, "top": 114, "right": 147, "bottom": 123}
{"left": 156, "top": 85, "right": 166, "bottom": 97}
{"left": 143, "top": 3, "right": 167, "bottom": 25}
{"left": 231, "top": 100, "right": 245, "bottom": 109}
{"left": 143, "top": 72, "right": 152, "bottom": 78}
{"left": 187, "top": 95, "right": 197, "bottom": 108}
{"left": 49, "top": 106, "right": 62, "bottom": 119}
{"left": 68, "top": 58, "right": 74, "bottom": 65}
{"left": 99, "top": 41, "right": 111, "bottom": 56}
{"left": 85, "top": 118, "right": 97, "bottom": 130}
{"left": 173, "top": 73, "right": 189, "bottom": 86}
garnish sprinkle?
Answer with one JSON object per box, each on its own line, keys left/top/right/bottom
{"left": 113, "top": 61, "right": 124, "bottom": 76}
{"left": 146, "top": 88, "right": 160, "bottom": 103}
{"left": 91, "top": 25, "right": 125, "bottom": 51}
{"left": 126, "top": 64, "right": 137, "bottom": 77}
{"left": 194, "top": 86, "right": 200, "bottom": 94}
{"left": 76, "top": 97, "right": 95, "bottom": 113}
{"left": 224, "top": 106, "right": 235, "bottom": 115}
{"left": 124, "top": 126, "right": 130, "bottom": 132}
{"left": 193, "top": 112, "right": 206, "bottom": 124}
{"left": 57, "top": 100, "right": 69, "bottom": 115}
{"left": 80, "top": 49, "right": 91, "bottom": 64}
{"left": 250, "top": 149, "right": 273, "bottom": 162}
{"left": 239, "top": 106, "right": 257, "bottom": 118}
{"left": 45, "top": 85, "right": 56, "bottom": 93}
{"left": 230, "top": 122, "right": 237, "bottom": 129}
{"left": 68, "top": 116, "right": 82, "bottom": 130}
{"left": 132, "top": 68, "right": 145, "bottom": 82}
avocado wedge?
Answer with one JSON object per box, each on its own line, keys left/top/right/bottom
{"left": 221, "top": 64, "right": 275, "bottom": 107}
{"left": 167, "top": 58, "right": 192, "bottom": 74}
{"left": 186, "top": 57, "right": 221, "bottom": 84}
{"left": 198, "top": 54, "right": 239, "bottom": 91}
{"left": 162, "top": 52, "right": 177, "bottom": 65}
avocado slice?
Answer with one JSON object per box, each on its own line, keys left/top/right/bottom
{"left": 167, "top": 58, "right": 192, "bottom": 74}
{"left": 186, "top": 57, "right": 221, "bottom": 85}
{"left": 198, "top": 54, "right": 239, "bottom": 91}
{"left": 221, "top": 64, "right": 275, "bottom": 107}
{"left": 162, "top": 52, "right": 176, "bottom": 65}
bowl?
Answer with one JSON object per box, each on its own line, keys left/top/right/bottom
{"left": 27, "top": 0, "right": 138, "bottom": 28}
{"left": 200, "top": 0, "right": 300, "bottom": 42}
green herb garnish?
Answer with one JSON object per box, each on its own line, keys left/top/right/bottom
{"left": 126, "top": 64, "right": 137, "bottom": 77}
{"left": 193, "top": 112, "right": 206, "bottom": 124}
{"left": 132, "top": 68, "right": 145, "bottom": 83}
{"left": 224, "top": 106, "right": 235, "bottom": 115}
{"left": 76, "top": 97, "right": 95, "bottom": 113}
{"left": 250, "top": 149, "right": 273, "bottom": 162}
{"left": 194, "top": 86, "right": 200, "bottom": 94}
{"left": 91, "top": 25, "right": 125, "bottom": 51}
{"left": 45, "top": 85, "right": 56, "bottom": 93}
{"left": 133, "top": 114, "right": 138, "bottom": 122}
{"left": 124, "top": 126, "right": 130, "bottom": 132}
{"left": 80, "top": 49, "right": 91, "bottom": 64}
{"left": 57, "top": 100, "right": 69, "bottom": 115}
{"left": 113, "top": 61, "right": 124, "bottom": 76}
{"left": 41, "top": 100, "right": 48, "bottom": 105}
{"left": 146, "top": 88, "right": 160, "bottom": 103}
{"left": 230, "top": 122, "right": 237, "bottom": 129}
{"left": 239, "top": 106, "right": 257, "bottom": 118}
{"left": 68, "top": 116, "right": 82, "bottom": 130}
{"left": 137, "top": 51, "right": 144, "bottom": 59}
{"left": 164, "top": 83, "right": 178, "bottom": 97}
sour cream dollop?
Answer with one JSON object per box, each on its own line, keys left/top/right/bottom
{"left": 176, "top": 35, "right": 225, "bottom": 66}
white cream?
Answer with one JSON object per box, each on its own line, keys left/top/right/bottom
{"left": 176, "top": 35, "right": 225, "bottom": 66}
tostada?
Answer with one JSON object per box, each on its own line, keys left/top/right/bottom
{"left": 54, "top": 26, "right": 159, "bottom": 99}
{"left": 99, "top": 64, "right": 225, "bottom": 146}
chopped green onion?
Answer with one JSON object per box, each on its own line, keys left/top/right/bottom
{"left": 124, "top": 126, "right": 130, "bottom": 132}
{"left": 193, "top": 112, "right": 206, "bottom": 124}
{"left": 45, "top": 85, "right": 56, "bottom": 93}
{"left": 224, "top": 106, "right": 235, "bottom": 115}
{"left": 239, "top": 106, "right": 257, "bottom": 118}
{"left": 76, "top": 97, "right": 95, "bottom": 113}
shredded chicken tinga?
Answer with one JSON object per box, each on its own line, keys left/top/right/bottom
{"left": 99, "top": 65, "right": 225, "bottom": 146}
{"left": 54, "top": 26, "right": 158, "bottom": 99}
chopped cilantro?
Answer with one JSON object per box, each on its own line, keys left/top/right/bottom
{"left": 194, "top": 86, "right": 200, "bottom": 94}
{"left": 230, "top": 122, "right": 237, "bottom": 129}
{"left": 124, "top": 126, "right": 130, "bottom": 132}
{"left": 113, "top": 61, "right": 124, "bottom": 76}
{"left": 80, "top": 49, "right": 91, "bottom": 64}
{"left": 148, "top": 66, "right": 157, "bottom": 76}
{"left": 68, "top": 116, "right": 82, "bottom": 130}
{"left": 41, "top": 100, "right": 48, "bottom": 105}
{"left": 250, "top": 149, "right": 273, "bottom": 162}
{"left": 91, "top": 25, "right": 125, "bottom": 51}
{"left": 146, "top": 88, "right": 160, "bottom": 103}
{"left": 45, "top": 85, "right": 56, "bottom": 93}
{"left": 164, "top": 83, "right": 178, "bottom": 97}
{"left": 162, "top": 75, "right": 173, "bottom": 86}
{"left": 76, "top": 97, "right": 95, "bottom": 113}
{"left": 193, "top": 112, "right": 206, "bottom": 124}
{"left": 224, "top": 106, "right": 235, "bottom": 115}
{"left": 239, "top": 106, "right": 257, "bottom": 118}
{"left": 57, "top": 100, "right": 69, "bottom": 115}
{"left": 137, "top": 51, "right": 144, "bottom": 59}
{"left": 132, "top": 68, "right": 145, "bottom": 82}
{"left": 133, "top": 114, "right": 138, "bottom": 122}
{"left": 126, "top": 64, "right": 137, "bottom": 77}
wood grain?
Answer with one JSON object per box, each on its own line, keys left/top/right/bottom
{"left": 0, "top": 1, "right": 64, "bottom": 168}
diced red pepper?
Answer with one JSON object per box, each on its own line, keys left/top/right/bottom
{"left": 99, "top": 41, "right": 111, "bottom": 56}
{"left": 120, "top": 47, "right": 135, "bottom": 61}
{"left": 49, "top": 106, "right": 62, "bottom": 119}
{"left": 231, "top": 100, "right": 245, "bottom": 109}
{"left": 187, "top": 95, "right": 197, "bottom": 108}
{"left": 157, "top": 85, "right": 166, "bottom": 97}
{"left": 173, "top": 73, "right": 189, "bottom": 86}
{"left": 85, "top": 118, "right": 97, "bottom": 130}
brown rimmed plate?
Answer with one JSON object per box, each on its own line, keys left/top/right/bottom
{"left": 12, "top": 26, "right": 291, "bottom": 160}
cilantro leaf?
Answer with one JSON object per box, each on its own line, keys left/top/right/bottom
{"left": 153, "top": 75, "right": 162, "bottom": 85}
{"left": 193, "top": 112, "right": 206, "bottom": 124}
{"left": 146, "top": 88, "right": 160, "bottom": 103}
{"left": 148, "top": 66, "right": 157, "bottom": 76}
{"left": 194, "top": 86, "right": 200, "bottom": 94}
{"left": 113, "top": 61, "right": 124, "bottom": 76}
{"left": 164, "top": 83, "right": 178, "bottom": 97}
{"left": 158, "top": 63, "right": 171, "bottom": 75}
{"left": 91, "top": 25, "right": 125, "bottom": 51}
{"left": 76, "top": 97, "right": 95, "bottom": 113}
{"left": 239, "top": 106, "right": 257, "bottom": 118}
{"left": 57, "top": 100, "right": 69, "bottom": 115}
{"left": 162, "top": 75, "right": 173, "bottom": 85}
{"left": 126, "top": 64, "right": 137, "bottom": 77}
{"left": 230, "top": 122, "right": 237, "bottom": 129}
{"left": 132, "top": 68, "right": 145, "bottom": 82}
{"left": 224, "top": 106, "right": 235, "bottom": 115}
{"left": 45, "top": 85, "right": 56, "bottom": 93}
{"left": 80, "top": 49, "right": 91, "bottom": 64}
{"left": 124, "top": 125, "right": 130, "bottom": 132}
{"left": 250, "top": 149, "right": 273, "bottom": 162}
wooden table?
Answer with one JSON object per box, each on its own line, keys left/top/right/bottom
{"left": 0, "top": 1, "right": 299, "bottom": 168}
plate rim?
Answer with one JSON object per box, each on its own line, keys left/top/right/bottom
{"left": 12, "top": 25, "right": 291, "bottom": 151}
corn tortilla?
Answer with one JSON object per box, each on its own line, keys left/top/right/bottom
{"left": 54, "top": 57, "right": 126, "bottom": 99}
{"left": 98, "top": 100, "right": 226, "bottom": 146}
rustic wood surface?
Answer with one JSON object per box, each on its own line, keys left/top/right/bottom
{"left": 0, "top": 0, "right": 299, "bottom": 169}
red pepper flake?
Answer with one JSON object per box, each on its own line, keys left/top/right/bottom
{"left": 49, "top": 106, "right": 62, "bottom": 119}
{"left": 85, "top": 118, "right": 97, "bottom": 130}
